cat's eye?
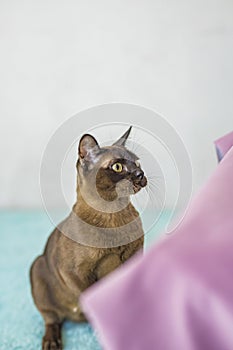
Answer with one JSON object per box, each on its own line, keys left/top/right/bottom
{"left": 135, "top": 160, "right": 140, "bottom": 167}
{"left": 112, "top": 162, "right": 123, "bottom": 173}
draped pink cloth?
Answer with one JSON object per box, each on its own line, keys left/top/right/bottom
{"left": 214, "top": 130, "right": 233, "bottom": 161}
{"left": 80, "top": 132, "right": 233, "bottom": 350}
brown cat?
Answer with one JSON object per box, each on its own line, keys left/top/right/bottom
{"left": 30, "top": 126, "right": 147, "bottom": 350}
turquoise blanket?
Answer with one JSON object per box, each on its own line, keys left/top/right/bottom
{"left": 0, "top": 210, "right": 167, "bottom": 349}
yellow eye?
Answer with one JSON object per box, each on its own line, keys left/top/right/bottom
{"left": 112, "top": 162, "right": 123, "bottom": 173}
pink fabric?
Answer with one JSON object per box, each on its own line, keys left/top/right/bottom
{"left": 81, "top": 133, "right": 233, "bottom": 350}
{"left": 214, "top": 130, "right": 233, "bottom": 161}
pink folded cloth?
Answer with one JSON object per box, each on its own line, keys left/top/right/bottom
{"left": 214, "top": 130, "right": 233, "bottom": 161}
{"left": 80, "top": 132, "right": 233, "bottom": 350}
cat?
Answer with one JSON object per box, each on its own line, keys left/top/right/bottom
{"left": 30, "top": 126, "right": 147, "bottom": 350}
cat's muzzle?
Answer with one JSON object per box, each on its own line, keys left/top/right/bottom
{"left": 133, "top": 175, "right": 147, "bottom": 193}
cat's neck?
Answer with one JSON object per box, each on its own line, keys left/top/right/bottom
{"left": 73, "top": 187, "right": 139, "bottom": 228}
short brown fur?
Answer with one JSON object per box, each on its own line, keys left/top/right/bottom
{"left": 30, "top": 127, "right": 147, "bottom": 350}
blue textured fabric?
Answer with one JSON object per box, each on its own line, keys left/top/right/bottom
{"left": 0, "top": 210, "right": 168, "bottom": 349}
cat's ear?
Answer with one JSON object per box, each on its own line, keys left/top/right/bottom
{"left": 113, "top": 126, "right": 132, "bottom": 146}
{"left": 78, "top": 134, "right": 100, "bottom": 162}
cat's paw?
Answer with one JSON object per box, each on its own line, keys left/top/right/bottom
{"left": 87, "top": 270, "right": 97, "bottom": 284}
{"left": 43, "top": 338, "right": 62, "bottom": 350}
{"left": 42, "top": 324, "right": 62, "bottom": 350}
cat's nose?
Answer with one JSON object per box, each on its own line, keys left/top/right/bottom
{"left": 134, "top": 169, "right": 144, "bottom": 180}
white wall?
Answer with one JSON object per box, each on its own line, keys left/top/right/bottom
{"left": 0, "top": 0, "right": 233, "bottom": 208}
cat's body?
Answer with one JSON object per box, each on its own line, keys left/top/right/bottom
{"left": 30, "top": 127, "right": 147, "bottom": 350}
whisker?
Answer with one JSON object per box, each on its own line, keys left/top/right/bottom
{"left": 147, "top": 174, "right": 164, "bottom": 180}
{"left": 146, "top": 180, "right": 165, "bottom": 210}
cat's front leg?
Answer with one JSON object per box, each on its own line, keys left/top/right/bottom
{"left": 43, "top": 323, "right": 62, "bottom": 350}
{"left": 94, "top": 254, "right": 122, "bottom": 280}
{"left": 87, "top": 269, "right": 98, "bottom": 284}
{"left": 120, "top": 237, "right": 144, "bottom": 262}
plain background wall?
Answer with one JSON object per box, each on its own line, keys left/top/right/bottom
{"left": 0, "top": 0, "right": 233, "bottom": 208}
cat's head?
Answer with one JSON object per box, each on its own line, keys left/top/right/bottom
{"left": 76, "top": 126, "right": 147, "bottom": 203}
